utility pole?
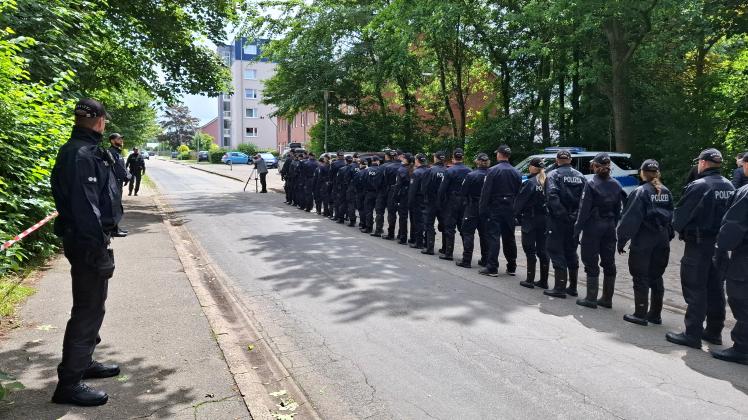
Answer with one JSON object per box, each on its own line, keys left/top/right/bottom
{"left": 323, "top": 90, "right": 330, "bottom": 154}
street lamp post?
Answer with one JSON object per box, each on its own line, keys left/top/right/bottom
{"left": 322, "top": 90, "right": 330, "bottom": 154}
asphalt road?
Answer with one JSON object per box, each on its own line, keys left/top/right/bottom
{"left": 149, "top": 159, "right": 748, "bottom": 420}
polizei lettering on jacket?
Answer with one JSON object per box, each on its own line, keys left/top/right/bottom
{"left": 651, "top": 194, "right": 670, "bottom": 203}
{"left": 714, "top": 190, "right": 735, "bottom": 200}
{"left": 563, "top": 176, "right": 583, "bottom": 184}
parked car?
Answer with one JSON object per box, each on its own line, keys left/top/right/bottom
{"left": 514, "top": 147, "right": 639, "bottom": 194}
{"left": 221, "top": 151, "right": 250, "bottom": 165}
{"left": 257, "top": 152, "right": 278, "bottom": 168}
{"left": 197, "top": 151, "right": 209, "bottom": 162}
{"left": 148, "top": 151, "right": 155, "bottom": 156}
{"left": 141, "top": 151, "right": 149, "bottom": 160}
{"left": 171, "top": 151, "right": 179, "bottom": 159}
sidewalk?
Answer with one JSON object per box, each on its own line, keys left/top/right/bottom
{"left": 0, "top": 186, "right": 249, "bottom": 419}
{"left": 163, "top": 158, "right": 285, "bottom": 193}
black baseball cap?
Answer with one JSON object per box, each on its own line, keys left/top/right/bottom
{"left": 434, "top": 150, "right": 446, "bottom": 160}
{"left": 742, "top": 154, "right": 748, "bottom": 163}
{"left": 495, "top": 145, "right": 511, "bottom": 155}
{"left": 697, "top": 148, "right": 723, "bottom": 164}
{"left": 453, "top": 148, "right": 464, "bottom": 159}
{"left": 737, "top": 151, "right": 745, "bottom": 159}
{"left": 529, "top": 157, "right": 544, "bottom": 168}
{"left": 592, "top": 152, "right": 611, "bottom": 165}
{"left": 476, "top": 153, "right": 489, "bottom": 162}
{"left": 336, "top": 150, "right": 344, "bottom": 156}
{"left": 388, "top": 149, "right": 398, "bottom": 157}
{"left": 404, "top": 153, "right": 414, "bottom": 164}
{"left": 108, "top": 133, "right": 123, "bottom": 140}
{"left": 372, "top": 155, "right": 381, "bottom": 162}
{"left": 556, "top": 149, "right": 572, "bottom": 159}
{"left": 74, "top": 98, "right": 110, "bottom": 119}
{"left": 345, "top": 155, "right": 353, "bottom": 162}
{"left": 416, "top": 153, "right": 427, "bottom": 163}
{"left": 640, "top": 159, "right": 660, "bottom": 172}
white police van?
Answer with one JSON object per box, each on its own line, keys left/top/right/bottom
{"left": 514, "top": 147, "right": 639, "bottom": 194}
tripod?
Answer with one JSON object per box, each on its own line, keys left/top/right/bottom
{"left": 244, "top": 167, "right": 259, "bottom": 193}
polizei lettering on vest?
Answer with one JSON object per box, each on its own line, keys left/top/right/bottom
{"left": 563, "top": 176, "right": 583, "bottom": 184}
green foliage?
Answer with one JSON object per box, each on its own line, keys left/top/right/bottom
{"left": 0, "top": 370, "right": 25, "bottom": 401}
{"left": 159, "top": 104, "right": 200, "bottom": 149}
{"left": 178, "top": 152, "right": 191, "bottom": 160}
{"left": 237, "top": 143, "right": 259, "bottom": 156}
{"left": 209, "top": 148, "right": 226, "bottom": 163}
{"left": 177, "top": 144, "right": 190, "bottom": 153}
{"left": 0, "top": 278, "right": 34, "bottom": 317}
{"left": 192, "top": 131, "right": 214, "bottom": 151}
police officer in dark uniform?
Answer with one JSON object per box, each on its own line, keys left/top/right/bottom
{"left": 334, "top": 155, "right": 353, "bottom": 223}
{"left": 281, "top": 153, "right": 293, "bottom": 204}
{"left": 712, "top": 154, "right": 748, "bottom": 364}
{"left": 382, "top": 150, "right": 403, "bottom": 240}
{"left": 288, "top": 153, "right": 301, "bottom": 206}
{"left": 616, "top": 159, "right": 674, "bottom": 324}
{"left": 478, "top": 145, "right": 522, "bottom": 276}
{"left": 329, "top": 151, "right": 347, "bottom": 220}
{"left": 108, "top": 133, "right": 128, "bottom": 238}
{"left": 543, "top": 149, "right": 587, "bottom": 297}
{"left": 409, "top": 154, "right": 429, "bottom": 249}
{"left": 294, "top": 152, "right": 306, "bottom": 209}
{"left": 373, "top": 149, "right": 394, "bottom": 236}
{"left": 344, "top": 155, "right": 360, "bottom": 227}
{"left": 302, "top": 152, "right": 318, "bottom": 212}
{"left": 354, "top": 157, "right": 368, "bottom": 229}
{"left": 125, "top": 147, "right": 146, "bottom": 196}
{"left": 395, "top": 153, "right": 413, "bottom": 244}
{"left": 50, "top": 98, "right": 122, "bottom": 406}
{"left": 515, "top": 157, "right": 550, "bottom": 288}
{"left": 437, "top": 148, "right": 471, "bottom": 260}
{"left": 667, "top": 148, "right": 735, "bottom": 348}
{"left": 313, "top": 156, "right": 329, "bottom": 215}
{"left": 456, "top": 153, "right": 490, "bottom": 268}
{"left": 732, "top": 152, "right": 747, "bottom": 188}
{"left": 421, "top": 151, "right": 447, "bottom": 255}
{"left": 361, "top": 156, "right": 384, "bottom": 233}
{"left": 574, "top": 153, "right": 625, "bottom": 307}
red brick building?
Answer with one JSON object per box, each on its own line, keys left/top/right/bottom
{"left": 198, "top": 117, "right": 220, "bottom": 146}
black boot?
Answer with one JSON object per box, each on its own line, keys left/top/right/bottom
{"left": 623, "top": 290, "right": 649, "bottom": 325}
{"left": 665, "top": 331, "right": 701, "bottom": 349}
{"left": 534, "top": 262, "right": 549, "bottom": 289}
{"left": 710, "top": 347, "right": 748, "bottom": 365}
{"left": 52, "top": 382, "right": 109, "bottom": 406}
{"left": 647, "top": 289, "right": 664, "bottom": 324}
{"left": 519, "top": 260, "right": 536, "bottom": 289}
{"left": 576, "top": 276, "right": 599, "bottom": 308}
{"left": 421, "top": 232, "right": 435, "bottom": 255}
{"left": 455, "top": 258, "right": 471, "bottom": 268}
{"left": 566, "top": 268, "right": 578, "bottom": 296}
{"left": 439, "top": 241, "right": 454, "bottom": 260}
{"left": 505, "top": 261, "right": 517, "bottom": 276}
{"left": 543, "top": 269, "right": 568, "bottom": 298}
{"left": 596, "top": 274, "right": 616, "bottom": 308}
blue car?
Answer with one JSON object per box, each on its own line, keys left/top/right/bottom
{"left": 258, "top": 152, "right": 278, "bottom": 168}
{"left": 221, "top": 151, "right": 250, "bottom": 165}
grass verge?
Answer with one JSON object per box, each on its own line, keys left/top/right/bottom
{"left": 0, "top": 278, "right": 35, "bottom": 318}
{"left": 142, "top": 173, "right": 156, "bottom": 189}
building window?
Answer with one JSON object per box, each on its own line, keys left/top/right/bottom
{"left": 243, "top": 44, "right": 258, "bottom": 55}
{"left": 245, "top": 127, "right": 258, "bottom": 137}
{"left": 245, "top": 108, "right": 258, "bottom": 118}
{"left": 244, "top": 88, "right": 257, "bottom": 99}
{"left": 222, "top": 137, "right": 230, "bottom": 147}
{"left": 222, "top": 101, "right": 231, "bottom": 117}
{"left": 244, "top": 69, "right": 257, "bottom": 80}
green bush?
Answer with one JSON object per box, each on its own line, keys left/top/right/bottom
{"left": 237, "top": 143, "right": 258, "bottom": 156}
{"left": 177, "top": 144, "right": 190, "bottom": 153}
{"left": 209, "top": 148, "right": 226, "bottom": 163}
{"left": 178, "top": 151, "right": 191, "bottom": 160}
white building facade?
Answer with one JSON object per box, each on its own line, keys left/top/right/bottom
{"left": 217, "top": 39, "right": 278, "bottom": 151}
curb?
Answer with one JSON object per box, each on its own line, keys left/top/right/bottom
{"left": 151, "top": 184, "right": 321, "bottom": 420}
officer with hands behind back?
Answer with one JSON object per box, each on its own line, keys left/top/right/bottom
{"left": 667, "top": 148, "right": 735, "bottom": 349}
{"left": 50, "top": 98, "right": 123, "bottom": 407}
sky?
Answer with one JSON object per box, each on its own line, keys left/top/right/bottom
{"left": 183, "top": 94, "right": 218, "bottom": 126}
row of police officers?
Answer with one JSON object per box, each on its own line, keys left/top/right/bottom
{"left": 280, "top": 145, "right": 747, "bottom": 365}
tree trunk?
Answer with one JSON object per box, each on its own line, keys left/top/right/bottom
{"left": 604, "top": 19, "right": 634, "bottom": 152}
{"left": 539, "top": 58, "right": 551, "bottom": 146}
{"left": 558, "top": 63, "right": 566, "bottom": 145}
{"left": 571, "top": 45, "right": 581, "bottom": 144}
{"left": 501, "top": 61, "right": 511, "bottom": 117}
{"left": 436, "top": 48, "right": 459, "bottom": 140}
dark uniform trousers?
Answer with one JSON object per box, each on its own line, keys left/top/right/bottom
{"left": 423, "top": 202, "right": 441, "bottom": 248}
{"left": 461, "top": 199, "right": 488, "bottom": 262}
{"left": 314, "top": 183, "right": 327, "bottom": 214}
{"left": 410, "top": 199, "right": 425, "bottom": 246}
{"left": 396, "top": 195, "right": 409, "bottom": 241}
{"left": 547, "top": 218, "right": 579, "bottom": 271}
{"left": 335, "top": 187, "right": 347, "bottom": 221}
{"left": 304, "top": 179, "right": 315, "bottom": 210}
{"left": 128, "top": 173, "right": 142, "bottom": 195}
{"left": 628, "top": 227, "right": 669, "bottom": 302}
{"left": 58, "top": 236, "right": 113, "bottom": 385}
{"left": 386, "top": 187, "right": 399, "bottom": 236}
{"left": 356, "top": 190, "right": 365, "bottom": 227}
{"left": 374, "top": 190, "right": 387, "bottom": 233}
{"left": 442, "top": 196, "right": 465, "bottom": 250}
{"left": 726, "top": 245, "right": 748, "bottom": 352}
{"left": 680, "top": 236, "right": 726, "bottom": 339}
{"left": 485, "top": 208, "right": 517, "bottom": 272}
{"left": 521, "top": 213, "right": 549, "bottom": 266}
{"left": 363, "top": 191, "right": 378, "bottom": 231}
{"left": 580, "top": 217, "right": 617, "bottom": 278}
{"left": 346, "top": 186, "right": 357, "bottom": 224}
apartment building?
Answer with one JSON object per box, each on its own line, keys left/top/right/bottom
{"left": 217, "top": 39, "right": 278, "bottom": 151}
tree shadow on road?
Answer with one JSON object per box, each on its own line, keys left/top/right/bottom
{"left": 0, "top": 341, "right": 194, "bottom": 419}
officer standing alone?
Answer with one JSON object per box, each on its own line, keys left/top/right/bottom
{"left": 543, "top": 149, "right": 587, "bottom": 298}
{"left": 616, "top": 159, "right": 674, "bottom": 325}
{"left": 712, "top": 153, "right": 748, "bottom": 364}
{"left": 574, "top": 153, "right": 625, "bottom": 307}
{"left": 125, "top": 148, "right": 145, "bottom": 196}
{"left": 50, "top": 98, "right": 122, "bottom": 406}
{"left": 478, "top": 145, "right": 522, "bottom": 276}
{"left": 667, "top": 148, "right": 735, "bottom": 348}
